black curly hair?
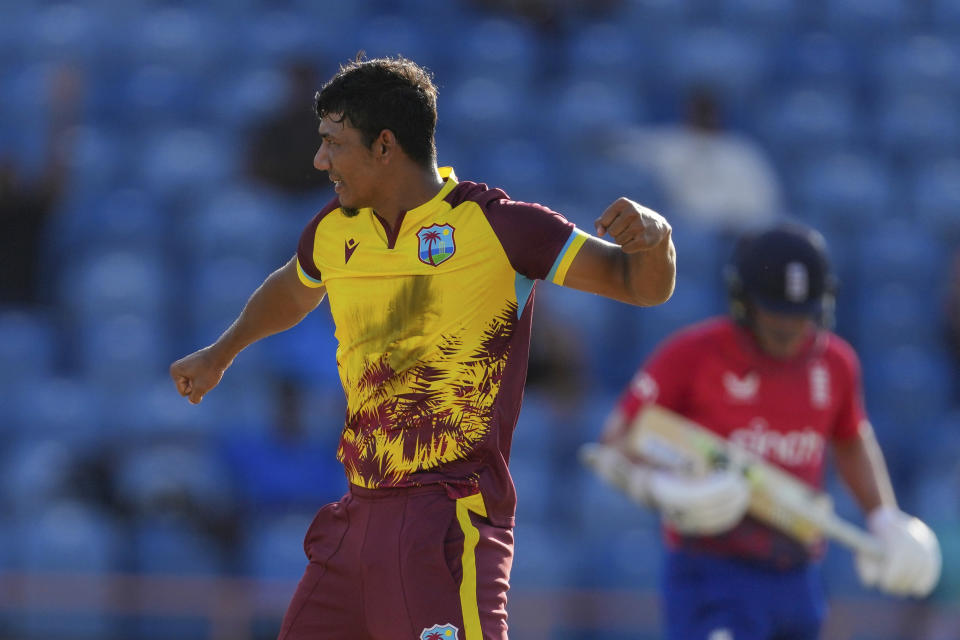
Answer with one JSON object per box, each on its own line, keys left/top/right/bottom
{"left": 314, "top": 54, "right": 438, "bottom": 168}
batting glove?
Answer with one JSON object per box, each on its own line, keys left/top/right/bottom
{"left": 648, "top": 469, "right": 751, "bottom": 536}
{"left": 856, "top": 506, "right": 941, "bottom": 598}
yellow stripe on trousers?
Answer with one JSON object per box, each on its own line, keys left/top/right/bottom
{"left": 455, "top": 493, "right": 488, "bottom": 640}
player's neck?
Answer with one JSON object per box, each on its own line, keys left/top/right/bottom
{"left": 371, "top": 163, "right": 445, "bottom": 229}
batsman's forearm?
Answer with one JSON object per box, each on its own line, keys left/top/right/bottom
{"left": 210, "top": 265, "right": 318, "bottom": 367}
{"left": 625, "top": 232, "right": 676, "bottom": 306}
{"left": 833, "top": 423, "right": 897, "bottom": 515}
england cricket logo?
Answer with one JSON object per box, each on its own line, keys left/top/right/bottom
{"left": 417, "top": 224, "right": 456, "bottom": 266}
{"left": 420, "top": 623, "right": 459, "bottom": 640}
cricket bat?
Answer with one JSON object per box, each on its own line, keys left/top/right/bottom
{"left": 582, "top": 405, "right": 884, "bottom": 558}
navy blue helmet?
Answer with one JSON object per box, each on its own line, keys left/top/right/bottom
{"left": 725, "top": 222, "right": 837, "bottom": 327}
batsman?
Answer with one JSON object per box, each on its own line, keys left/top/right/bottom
{"left": 591, "top": 222, "right": 941, "bottom": 640}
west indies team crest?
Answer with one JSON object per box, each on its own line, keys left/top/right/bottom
{"left": 420, "top": 623, "right": 459, "bottom": 640}
{"left": 417, "top": 224, "right": 456, "bottom": 267}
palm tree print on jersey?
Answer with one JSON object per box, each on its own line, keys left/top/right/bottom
{"left": 339, "top": 302, "right": 518, "bottom": 487}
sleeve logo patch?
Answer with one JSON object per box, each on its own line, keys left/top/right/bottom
{"left": 418, "top": 224, "right": 456, "bottom": 266}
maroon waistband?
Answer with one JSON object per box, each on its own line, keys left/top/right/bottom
{"left": 348, "top": 482, "right": 451, "bottom": 500}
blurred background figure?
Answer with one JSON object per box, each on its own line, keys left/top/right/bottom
{"left": 610, "top": 88, "right": 784, "bottom": 233}
{"left": 947, "top": 249, "right": 960, "bottom": 398}
{"left": 245, "top": 59, "right": 331, "bottom": 197}
{"left": 1, "top": 1, "right": 959, "bottom": 639}
{"left": 0, "top": 65, "right": 81, "bottom": 307}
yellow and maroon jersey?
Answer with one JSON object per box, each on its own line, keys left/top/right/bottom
{"left": 296, "top": 167, "right": 588, "bottom": 526}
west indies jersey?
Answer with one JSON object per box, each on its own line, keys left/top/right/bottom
{"left": 614, "top": 316, "right": 867, "bottom": 567}
{"left": 296, "top": 167, "right": 589, "bottom": 527}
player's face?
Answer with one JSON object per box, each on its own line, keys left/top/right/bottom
{"left": 314, "top": 114, "right": 380, "bottom": 214}
{"left": 751, "top": 306, "right": 815, "bottom": 359}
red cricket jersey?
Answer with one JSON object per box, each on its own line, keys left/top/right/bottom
{"left": 615, "top": 317, "right": 867, "bottom": 568}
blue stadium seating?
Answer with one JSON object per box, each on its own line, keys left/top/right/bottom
{"left": 932, "top": 0, "right": 960, "bottom": 33}
{"left": 758, "top": 88, "right": 859, "bottom": 162}
{"left": 199, "top": 64, "right": 292, "bottom": 130}
{"left": 115, "top": 444, "right": 236, "bottom": 515}
{"left": 856, "top": 220, "right": 945, "bottom": 292}
{"left": 875, "top": 36, "right": 960, "bottom": 100}
{"left": 718, "top": 0, "right": 799, "bottom": 32}
{"left": 78, "top": 313, "right": 170, "bottom": 390}
{"left": 9, "top": 501, "right": 122, "bottom": 639}
{"left": 864, "top": 347, "right": 955, "bottom": 436}
{"left": 243, "top": 511, "right": 315, "bottom": 581}
{"left": 450, "top": 18, "right": 541, "bottom": 89}
{"left": 824, "top": 0, "right": 915, "bottom": 45}
{"left": 772, "top": 32, "right": 861, "bottom": 90}
{"left": 64, "top": 250, "right": 171, "bottom": 323}
{"left": 856, "top": 284, "right": 941, "bottom": 353}
{"left": 132, "top": 517, "right": 224, "bottom": 575}
{"left": 661, "top": 27, "right": 768, "bottom": 104}
{"left": 138, "top": 126, "right": 236, "bottom": 200}
{"left": 11, "top": 377, "right": 106, "bottom": 450}
{"left": 185, "top": 186, "right": 288, "bottom": 265}
{"left": 0, "top": 309, "right": 57, "bottom": 385}
{"left": 911, "top": 158, "right": 960, "bottom": 242}
{"left": 566, "top": 21, "right": 648, "bottom": 89}
{"left": 877, "top": 93, "right": 960, "bottom": 169}
{"left": 794, "top": 151, "right": 895, "bottom": 231}
{"left": 0, "top": 439, "right": 78, "bottom": 517}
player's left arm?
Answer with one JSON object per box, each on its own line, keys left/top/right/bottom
{"left": 562, "top": 198, "right": 676, "bottom": 306}
{"left": 832, "top": 421, "right": 896, "bottom": 514}
{"left": 834, "top": 422, "right": 942, "bottom": 597}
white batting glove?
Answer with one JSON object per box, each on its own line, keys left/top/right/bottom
{"left": 648, "top": 469, "right": 751, "bottom": 536}
{"left": 856, "top": 506, "right": 941, "bottom": 598}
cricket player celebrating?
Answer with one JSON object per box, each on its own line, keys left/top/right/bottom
{"left": 594, "top": 222, "right": 940, "bottom": 640}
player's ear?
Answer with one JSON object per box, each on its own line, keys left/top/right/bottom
{"left": 375, "top": 129, "right": 396, "bottom": 160}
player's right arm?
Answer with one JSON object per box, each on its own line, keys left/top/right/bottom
{"left": 170, "top": 255, "right": 326, "bottom": 404}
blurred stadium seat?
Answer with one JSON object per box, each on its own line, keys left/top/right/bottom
{"left": 718, "top": 0, "right": 799, "bottom": 32}
{"left": 758, "top": 88, "right": 859, "bottom": 162}
{"left": 773, "top": 32, "right": 861, "bottom": 90}
{"left": 856, "top": 220, "right": 945, "bottom": 291}
{"left": 185, "top": 185, "right": 287, "bottom": 265}
{"left": 64, "top": 250, "right": 171, "bottom": 322}
{"left": 875, "top": 36, "right": 960, "bottom": 100}
{"left": 115, "top": 444, "right": 236, "bottom": 516}
{"left": 11, "top": 377, "right": 105, "bottom": 449}
{"left": 795, "top": 151, "right": 895, "bottom": 231}
{"left": 138, "top": 127, "right": 236, "bottom": 200}
{"left": 876, "top": 93, "right": 960, "bottom": 168}
{"left": 0, "top": 439, "right": 77, "bottom": 517}
{"left": 243, "top": 511, "right": 314, "bottom": 581}
{"left": 824, "top": 0, "right": 915, "bottom": 45}
{"left": 662, "top": 27, "right": 768, "bottom": 104}
{"left": 911, "top": 157, "right": 960, "bottom": 242}
{"left": 9, "top": 500, "right": 121, "bottom": 639}
{"left": 856, "top": 284, "right": 941, "bottom": 353}
{"left": 0, "top": 308, "right": 57, "bottom": 385}
{"left": 132, "top": 517, "right": 225, "bottom": 575}
{"left": 451, "top": 18, "right": 540, "bottom": 89}
{"left": 566, "top": 21, "right": 647, "bottom": 88}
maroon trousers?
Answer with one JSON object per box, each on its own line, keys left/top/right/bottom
{"left": 277, "top": 484, "right": 513, "bottom": 640}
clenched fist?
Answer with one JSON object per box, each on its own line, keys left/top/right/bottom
{"left": 169, "top": 346, "right": 230, "bottom": 405}
{"left": 595, "top": 198, "right": 671, "bottom": 254}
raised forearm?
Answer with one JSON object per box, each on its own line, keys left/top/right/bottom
{"left": 623, "top": 230, "right": 676, "bottom": 306}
